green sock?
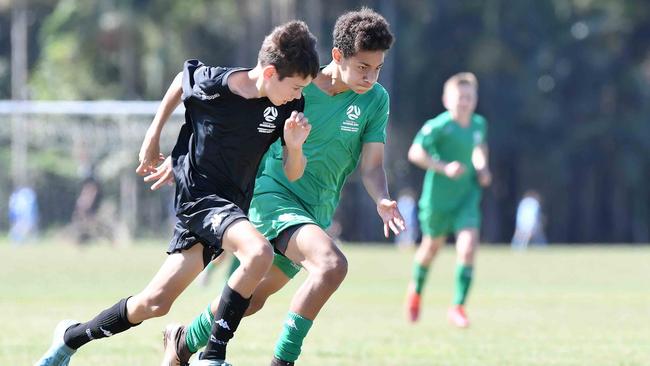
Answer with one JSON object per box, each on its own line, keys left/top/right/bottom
{"left": 184, "top": 303, "right": 214, "bottom": 353}
{"left": 413, "top": 262, "right": 429, "bottom": 294}
{"left": 453, "top": 264, "right": 473, "bottom": 305}
{"left": 274, "top": 312, "right": 313, "bottom": 362}
{"left": 225, "top": 256, "right": 240, "bottom": 279}
{"left": 205, "top": 261, "right": 215, "bottom": 273}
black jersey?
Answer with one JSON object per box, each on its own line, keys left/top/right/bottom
{"left": 171, "top": 59, "right": 305, "bottom": 213}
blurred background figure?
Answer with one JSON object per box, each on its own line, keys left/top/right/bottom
{"left": 70, "top": 169, "right": 109, "bottom": 245}
{"left": 395, "top": 188, "right": 419, "bottom": 249}
{"left": 8, "top": 185, "right": 39, "bottom": 245}
{"left": 511, "top": 190, "right": 547, "bottom": 250}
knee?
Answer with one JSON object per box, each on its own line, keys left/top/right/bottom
{"left": 315, "top": 251, "right": 348, "bottom": 289}
{"left": 243, "top": 239, "right": 274, "bottom": 268}
{"left": 459, "top": 248, "right": 475, "bottom": 264}
{"left": 417, "top": 242, "right": 440, "bottom": 263}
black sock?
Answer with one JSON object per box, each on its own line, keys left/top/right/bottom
{"left": 63, "top": 297, "right": 140, "bottom": 349}
{"left": 201, "top": 285, "right": 250, "bottom": 360}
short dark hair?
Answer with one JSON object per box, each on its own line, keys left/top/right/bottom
{"left": 333, "top": 7, "right": 394, "bottom": 58}
{"left": 258, "top": 20, "right": 320, "bottom": 80}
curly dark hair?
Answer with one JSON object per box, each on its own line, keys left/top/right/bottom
{"left": 258, "top": 20, "right": 320, "bottom": 80}
{"left": 333, "top": 7, "right": 394, "bottom": 58}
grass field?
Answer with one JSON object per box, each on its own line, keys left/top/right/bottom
{"left": 2, "top": 240, "right": 649, "bottom": 365}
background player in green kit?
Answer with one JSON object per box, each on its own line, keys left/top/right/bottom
{"left": 406, "top": 72, "right": 491, "bottom": 328}
{"left": 156, "top": 8, "right": 404, "bottom": 366}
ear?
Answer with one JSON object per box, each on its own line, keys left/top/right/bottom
{"left": 332, "top": 48, "right": 343, "bottom": 64}
{"left": 262, "top": 65, "right": 277, "bottom": 79}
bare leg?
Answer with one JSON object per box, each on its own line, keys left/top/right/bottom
{"left": 284, "top": 224, "right": 348, "bottom": 319}
{"left": 201, "top": 219, "right": 274, "bottom": 361}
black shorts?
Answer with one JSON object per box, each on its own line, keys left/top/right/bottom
{"left": 168, "top": 194, "right": 248, "bottom": 267}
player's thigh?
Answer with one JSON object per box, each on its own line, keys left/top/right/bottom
{"left": 420, "top": 206, "right": 454, "bottom": 236}
{"left": 453, "top": 201, "right": 480, "bottom": 256}
{"left": 222, "top": 218, "right": 271, "bottom": 257}
{"left": 285, "top": 224, "right": 345, "bottom": 273}
{"left": 453, "top": 190, "right": 481, "bottom": 234}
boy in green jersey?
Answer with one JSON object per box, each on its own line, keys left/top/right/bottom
{"left": 153, "top": 8, "right": 404, "bottom": 366}
{"left": 406, "top": 72, "right": 492, "bottom": 328}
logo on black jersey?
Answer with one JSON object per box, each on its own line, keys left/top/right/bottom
{"left": 346, "top": 105, "right": 361, "bottom": 120}
{"left": 197, "top": 90, "right": 220, "bottom": 100}
{"left": 264, "top": 107, "right": 278, "bottom": 122}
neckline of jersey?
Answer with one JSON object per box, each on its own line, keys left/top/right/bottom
{"left": 308, "top": 82, "right": 356, "bottom": 99}
{"left": 223, "top": 67, "right": 273, "bottom": 104}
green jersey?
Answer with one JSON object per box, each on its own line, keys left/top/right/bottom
{"left": 254, "top": 82, "right": 390, "bottom": 227}
{"left": 414, "top": 111, "right": 487, "bottom": 213}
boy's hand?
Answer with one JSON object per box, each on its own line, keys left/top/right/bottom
{"left": 443, "top": 161, "right": 466, "bottom": 179}
{"left": 283, "top": 111, "right": 311, "bottom": 150}
{"left": 477, "top": 168, "right": 492, "bottom": 187}
{"left": 377, "top": 198, "right": 406, "bottom": 238}
{"left": 136, "top": 133, "right": 164, "bottom": 176}
{"left": 143, "top": 156, "right": 174, "bottom": 190}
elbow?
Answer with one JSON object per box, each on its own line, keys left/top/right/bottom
{"left": 407, "top": 149, "right": 420, "bottom": 165}
{"left": 284, "top": 167, "right": 304, "bottom": 182}
{"left": 286, "top": 172, "right": 302, "bottom": 182}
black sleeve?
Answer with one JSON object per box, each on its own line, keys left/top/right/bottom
{"left": 181, "top": 59, "right": 226, "bottom": 102}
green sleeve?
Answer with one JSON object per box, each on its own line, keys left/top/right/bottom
{"left": 474, "top": 115, "right": 487, "bottom": 145}
{"left": 361, "top": 90, "right": 389, "bottom": 144}
{"left": 481, "top": 117, "right": 488, "bottom": 144}
{"left": 413, "top": 121, "right": 439, "bottom": 156}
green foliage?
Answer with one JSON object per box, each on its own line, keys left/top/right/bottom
{"left": 2, "top": 0, "right": 650, "bottom": 241}
{"left": 29, "top": 0, "right": 244, "bottom": 100}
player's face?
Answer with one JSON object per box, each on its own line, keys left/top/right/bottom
{"left": 443, "top": 84, "right": 477, "bottom": 118}
{"left": 337, "top": 50, "right": 385, "bottom": 94}
{"left": 264, "top": 68, "right": 312, "bottom": 106}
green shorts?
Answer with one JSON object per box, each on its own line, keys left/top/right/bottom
{"left": 249, "top": 176, "right": 330, "bottom": 279}
{"left": 418, "top": 189, "right": 481, "bottom": 237}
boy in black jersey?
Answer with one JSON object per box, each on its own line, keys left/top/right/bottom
{"left": 34, "top": 20, "right": 319, "bottom": 366}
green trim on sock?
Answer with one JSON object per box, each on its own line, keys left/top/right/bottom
{"left": 273, "top": 253, "right": 302, "bottom": 279}
{"left": 413, "top": 262, "right": 429, "bottom": 294}
{"left": 184, "top": 303, "right": 214, "bottom": 353}
{"left": 226, "top": 257, "right": 240, "bottom": 279}
{"left": 453, "top": 264, "right": 473, "bottom": 305}
{"left": 205, "top": 262, "right": 215, "bottom": 272}
{"left": 274, "top": 312, "right": 313, "bottom": 362}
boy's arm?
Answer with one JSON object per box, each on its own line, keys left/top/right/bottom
{"left": 472, "top": 143, "right": 491, "bottom": 187}
{"left": 281, "top": 111, "right": 310, "bottom": 181}
{"left": 360, "top": 142, "right": 406, "bottom": 238}
{"left": 408, "top": 143, "right": 465, "bottom": 179}
{"left": 136, "top": 72, "right": 183, "bottom": 176}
